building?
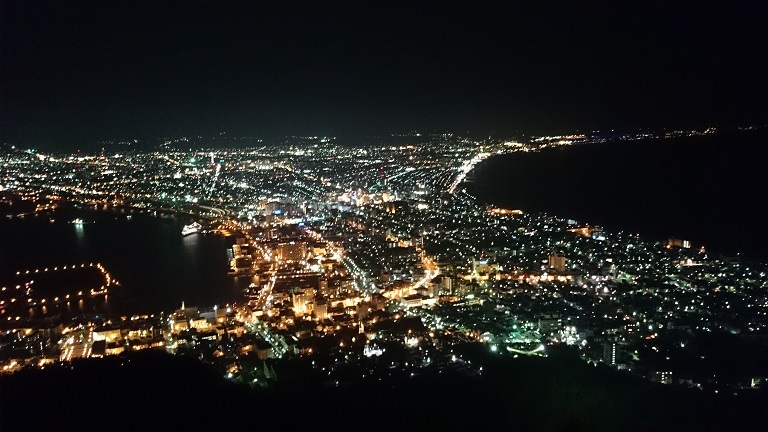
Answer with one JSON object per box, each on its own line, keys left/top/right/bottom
{"left": 539, "top": 313, "right": 563, "bottom": 338}
{"left": 93, "top": 327, "right": 122, "bottom": 343}
{"left": 91, "top": 340, "right": 106, "bottom": 358}
{"left": 274, "top": 241, "right": 307, "bottom": 262}
{"left": 649, "top": 371, "right": 673, "bottom": 384}
{"left": 603, "top": 341, "right": 617, "bottom": 365}
{"left": 356, "top": 302, "right": 372, "bottom": 320}
{"left": 171, "top": 318, "right": 189, "bottom": 333}
{"left": 439, "top": 276, "right": 453, "bottom": 295}
{"left": 472, "top": 259, "right": 499, "bottom": 276}
{"left": 254, "top": 339, "right": 274, "bottom": 360}
{"left": 548, "top": 254, "right": 568, "bottom": 273}
{"left": 190, "top": 317, "right": 212, "bottom": 330}
{"left": 666, "top": 238, "right": 691, "bottom": 249}
{"left": 567, "top": 226, "right": 597, "bottom": 238}
{"left": 291, "top": 287, "right": 316, "bottom": 316}
{"left": 231, "top": 256, "right": 253, "bottom": 275}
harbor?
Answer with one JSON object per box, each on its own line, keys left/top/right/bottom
{"left": 0, "top": 203, "right": 248, "bottom": 319}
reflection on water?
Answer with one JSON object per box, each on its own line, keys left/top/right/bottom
{"left": 182, "top": 233, "right": 199, "bottom": 260}
{"left": 74, "top": 221, "right": 85, "bottom": 243}
{"left": 1, "top": 206, "right": 248, "bottom": 318}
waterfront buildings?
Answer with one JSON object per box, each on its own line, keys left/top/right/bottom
{"left": 1, "top": 130, "right": 767, "bottom": 393}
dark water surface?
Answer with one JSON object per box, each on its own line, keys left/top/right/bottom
{"left": 0, "top": 206, "right": 248, "bottom": 318}
{"left": 468, "top": 129, "right": 768, "bottom": 262}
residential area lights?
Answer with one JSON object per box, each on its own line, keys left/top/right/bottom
{"left": 1, "top": 130, "right": 766, "bottom": 393}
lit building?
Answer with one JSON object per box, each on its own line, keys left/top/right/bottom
{"left": 472, "top": 259, "right": 499, "bottom": 276}
{"left": 292, "top": 287, "right": 316, "bottom": 316}
{"left": 649, "top": 371, "right": 673, "bottom": 384}
{"left": 439, "top": 276, "right": 453, "bottom": 295}
{"left": 93, "top": 327, "right": 122, "bottom": 343}
{"left": 312, "top": 298, "right": 327, "bottom": 320}
{"left": 106, "top": 342, "right": 125, "bottom": 356}
{"left": 274, "top": 241, "right": 307, "bottom": 262}
{"left": 539, "top": 313, "right": 563, "bottom": 338}
{"left": 603, "top": 341, "right": 618, "bottom": 366}
{"left": 548, "top": 254, "right": 567, "bottom": 273}
{"left": 567, "top": 226, "right": 596, "bottom": 238}
{"left": 666, "top": 238, "right": 691, "bottom": 249}
{"left": 190, "top": 317, "right": 212, "bottom": 330}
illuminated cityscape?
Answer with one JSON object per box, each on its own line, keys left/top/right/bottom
{"left": 2, "top": 1, "right": 768, "bottom": 430}
{"left": 2, "top": 130, "right": 767, "bottom": 396}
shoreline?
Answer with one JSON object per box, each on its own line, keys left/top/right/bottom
{"left": 464, "top": 135, "right": 768, "bottom": 264}
{"left": 0, "top": 201, "right": 244, "bottom": 320}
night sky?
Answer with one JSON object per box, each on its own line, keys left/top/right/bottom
{"left": 2, "top": 1, "right": 767, "bottom": 148}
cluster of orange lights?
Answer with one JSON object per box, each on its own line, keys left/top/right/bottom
{"left": 1, "top": 262, "right": 119, "bottom": 323}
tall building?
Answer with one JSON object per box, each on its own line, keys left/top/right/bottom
{"left": 548, "top": 254, "right": 567, "bottom": 273}
{"left": 603, "top": 341, "right": 618, "bottom": 366}
{"left": 539, "top": 313, "right": 563, "bottom": 338}
{"left": 439, "top": 276, "right": 453, "bottom": 295}
{"left": 314, "top": 296, "right": 328, "bottom": 320}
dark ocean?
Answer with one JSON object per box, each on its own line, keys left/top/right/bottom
{"left": 0, "top": 206, "right": 249, "bottom": 319}
{"left": 468, "top": 129, "right": 768, "bottom": 263}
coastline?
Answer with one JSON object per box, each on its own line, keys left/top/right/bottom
{"left": 465, "top": 132, "right": 768, "bottom": 263}
{"left": 0, "top": 201, "right": 245, "bottom": 318}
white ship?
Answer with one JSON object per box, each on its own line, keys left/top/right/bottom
{"left": 182, "top": 221, "right": 202, "bottom": 236}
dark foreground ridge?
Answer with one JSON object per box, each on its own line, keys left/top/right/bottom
{"left": 2, "top": 347, "right": 766, "bottom": 432}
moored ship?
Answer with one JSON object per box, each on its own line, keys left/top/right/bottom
{"left": 182, "top": 221, "right": 202, "bottom": 236}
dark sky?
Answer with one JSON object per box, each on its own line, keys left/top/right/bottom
{"left": 2, "top": 0, "right": 767, "bottom": 148}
